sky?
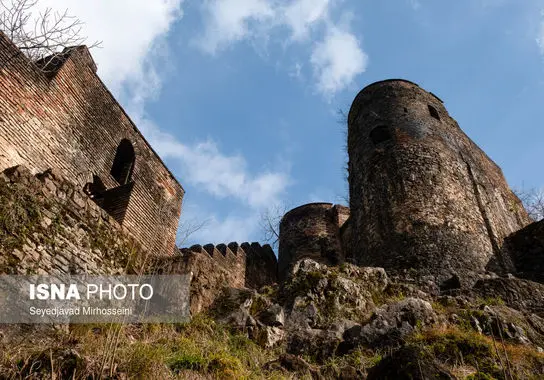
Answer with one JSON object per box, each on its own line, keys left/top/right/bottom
{"left": 30, "top": 0, "right": 544, "bottom": 246}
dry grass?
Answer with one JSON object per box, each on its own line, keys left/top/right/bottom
{"left": 409, "top": 326, "right": 544, "bottom": 379}
{"left": 0, "top": 316, "right": 292, "bottom": 379}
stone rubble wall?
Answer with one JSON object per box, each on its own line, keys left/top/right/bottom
{"left": 182, "top": 242, "right": 278, "bottom": 290}
{"left": 0, "top": 165, "right": 282, "bottom": 316}
{"left": 0, "top": 165, "right": 149, "bottom": 275}
{"left": 158, "top": 242, "right": 278, "bottom": 314}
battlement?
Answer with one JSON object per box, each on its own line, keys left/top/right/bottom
{"left": 181, "top": 242, "right": 277, "bottom": 290}
{"left": 164, "top": 242, "right": 278, "bottom": 313}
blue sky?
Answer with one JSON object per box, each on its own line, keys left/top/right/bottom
{"left": 38, "top": 0, "right": 544, "bottom": 246}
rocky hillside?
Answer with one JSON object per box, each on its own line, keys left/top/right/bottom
{"left": 0, "top": 168, "right": 543, "bottom": 379}
{"left": 2, "top": 257, "right": 543, "bottom": 379}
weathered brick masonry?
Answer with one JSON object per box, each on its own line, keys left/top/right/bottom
{"left": 0, "top": 32, "right": 184, "bottom": 256}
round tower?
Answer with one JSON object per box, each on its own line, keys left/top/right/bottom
{"left": 347, "top": 79, "right": 531, "bottom": 287}
{"left": 278, "top": 203, "right": 345, "bottom": 281}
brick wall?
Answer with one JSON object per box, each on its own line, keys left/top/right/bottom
{"left": 0, "top": 32, "right": 184, "bottom": 257}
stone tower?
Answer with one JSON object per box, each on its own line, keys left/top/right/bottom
{"left": 347, "top": 79, "right": 531, "bottom": 286}
{"left": 278, "top": 203, "right": 349, "bottom": 281}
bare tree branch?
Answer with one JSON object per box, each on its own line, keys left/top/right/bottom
{"left": 0, "top": 0, "right": 101, "bottom": 72}
{"left": 259, "top": 203, "right": 288, "bottom": 250}
{"left": 513, "top": 187, "right": 544, "bottom": 222}
{"left": 176, "top": 218, "right": 210, "bottom": 248}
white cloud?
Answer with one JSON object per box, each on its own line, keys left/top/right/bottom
{"left": 33, "top": 0, "right": 290, "bottom": 209}
{"left": 196, "top": 0, "right": 332, "bottom": 51}
{"left": 283, "top": 0, "right": 331, "bottom": 41}
{"left": 408, "top": 0, "right": 421, "bottom": 10}
{"left": 195, "top": 0, "right": 368, "bottom": 96}
{"left": 537, "top": 10, "right": 544, "bottom": 55}
{"left": 195, "top": 0, "right": 275, "bottom": 54}
{"left": 310, "top": 26, "right": 368, "bottom": 96}
{"left": 130, "top": 116, "right": 290, "bottom": 209}
{"left": 37, "top": 0, "right": 183, "bottom": 94}
{"left": 26, "top": 0, "right": 289, "bottom": 242}
{"left": 288, "top": 62, "right": 303, "bottom": 78}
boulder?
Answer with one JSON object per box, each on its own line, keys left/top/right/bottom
{"left": 340, "top": 298, "right": 437, "bottom": 350}
{"left": 287, "top": 328, "right": 341, "bottom": 364}
{"left": 258, "top": 303, "right": 285, "bottom": 327}
{"left": 367, "top": 345, "right": 455, "bottom": 380}
{"left": 281, "top": 259, "right": 389, "bottom": 328}
{"left": 472, "top": 277, "right": 544, "bottom": 317}
{"left": 256, "top": 326, "right": 285, "bottom": 348}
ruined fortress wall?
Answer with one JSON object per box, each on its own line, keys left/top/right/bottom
{"left": 184, "top": 242, "right": 278, "bottom": 290}
{"left": 0, "top": 32, "right": 183, "bottom": 257}
{"left": 0, "top": 165, "right": 276, "bottom": 315}
{"left": 171, "top": 243, "right": 278, "bottom": 313}
{"left": 347, "top": 80, "right": 531, "bottom": 286}
{"left": 0, "top": 166, "right": 149, "bottom": 275}
{"left": 278, "top": 203, "right": 346, "bottom": 281}
{"left": 186, "top": 243, "right": 246, "bottom": 288}
{"left": 241, "top": 242, "right": 278, "bottom": 289}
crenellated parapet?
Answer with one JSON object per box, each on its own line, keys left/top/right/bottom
{"left": 181, "top": 241, "right": 278, "bottom": 290}
{"left": 165, "top": 242, "right": 277, "bottom": 314}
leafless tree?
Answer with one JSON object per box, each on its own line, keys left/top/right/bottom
{"left": 0, "top": 0, "right": 100, "bottom": 70}
{"left": 259, "top": 203, "right": 289, "bottom": 249}
{"left": 514, "top": 187, "right": 544, "bottom": 222}
{"left": 176, "top": 217, "right": 210, "bottom": 247}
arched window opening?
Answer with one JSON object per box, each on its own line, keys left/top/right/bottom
{"left": 428, "top": 104, "right": 440, "bottom": 121}
{"left": 370, "top": 125, "right": 392, "bottom": 146}
{"left": 111, "top": 139, "right": 135, "bottom": 185}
